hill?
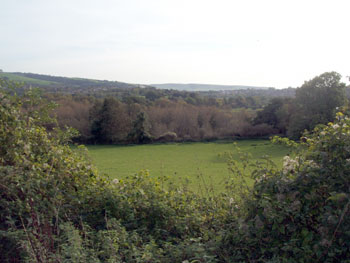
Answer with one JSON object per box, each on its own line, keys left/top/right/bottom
{"left": 0, "top": 71, "right": 296, "bottom": 100}
{"left": 152, "top": 83, "right": 271, "bottom": 91}
{"left": 0, "top": 72, "right": 272, "bottom": 92}
{"left": 0, "top": 72, "right": 145, "bottom": 91}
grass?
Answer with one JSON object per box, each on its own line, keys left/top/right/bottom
{"left": 87, "top": 139, "right": 290, "bottom": 193}
{"left": 0, "top": 72, "right": 57, "bottom": 86}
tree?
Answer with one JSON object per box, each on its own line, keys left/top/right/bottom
{"left": 287, "top": 72, "right": 346, "bottom": 139}
{"left": 91, "top": 97, "right": 130, "bottom": 143}
{"left": 127, "top": 111, "right": 152, "bottom": 144}
{"left": 54, "top": 96, "right": 93, "bottom": 142}
{"left": 254, "top": 97, "right": 294, "bottom": 134}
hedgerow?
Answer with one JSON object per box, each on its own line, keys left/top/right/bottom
{"left": 219, "top": 113, "right": 350, "bottom": 262}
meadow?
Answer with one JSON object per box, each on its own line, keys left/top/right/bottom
{"left": 87, "top": 139, "right": 290, "bottom": 193}
{"left": 0, "top": 72, "right": 56, "bottom": 86}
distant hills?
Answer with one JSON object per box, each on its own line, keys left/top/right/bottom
{"left": 0, "top": 71, "right": 274, "bottom": 92}
{"left": 152, "top": 83, "right": 272, "bottom": 91}
{"left": 0, "top": 72, "right": 144, "bottom": 90}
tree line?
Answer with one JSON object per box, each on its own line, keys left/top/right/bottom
{"left": 49, "top": 71, "right": 348, "bottom": 144}
{"left": 52, "top": 94, "right": 272, "bottom": 144}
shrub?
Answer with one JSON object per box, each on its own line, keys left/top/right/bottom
{"left": 219, "top": 112, "right": 350, "bottom": 262}
{"left": 155, "top": 131, "right": 178, "bottom": 142}
{"left": 0, "top": 82, "right": 102, "bottom": 262}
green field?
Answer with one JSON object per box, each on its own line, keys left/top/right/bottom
{"left": 87, "top": 140, "right": 290, "bottom": 193}
{"left": 0, "top": 72, "right": 57, "bottom": 86}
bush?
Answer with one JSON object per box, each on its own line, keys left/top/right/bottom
{"left": 219, "top": 112, "right": 350, "bottom": 262}
{"left": 155, "top": 131, "right": 178, "bottom": 142}
{"left": 0, "top": 82, "right": 102, "bottom": 262}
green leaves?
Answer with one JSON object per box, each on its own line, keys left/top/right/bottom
{"left": 220, "top": 109, "right": 350, "bottom": 262}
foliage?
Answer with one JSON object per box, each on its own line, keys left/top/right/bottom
{"left": 67, "top": 94, "right": 262, "bottom": 144}
{"left": 287, "top": 72, "right": 346, "bottom": 139}
{"left": 254, "top": 97, "right": 294, "bottom": 134}
{"left": 127, "top": 111, "right": 153, "bottom": 144}
{"left": 219, "top": 112, "right": 350, "bottom": 262}
{"left": 90, "top": 97, "right": 130, "bottom": 144}
{"left": 3, "top": 79, "right": 350, "bottom": 262}
{"left": 0, "top": 83, "right": 100, "bottom": 261}
{"left": 0, "top": 71, "right": 296, "bottom": 104}
{"left": 254, "top": 72, "right": 347, "bottom": 139}
{"left": 0, "top": 71, "right": 301, "bottom": 144}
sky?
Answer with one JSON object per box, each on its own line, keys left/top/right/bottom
{"left": 1, "top": 0, "right": 349, "bottom": 88}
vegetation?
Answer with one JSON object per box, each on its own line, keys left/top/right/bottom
{"left": 287, "top": 72, "right": 346, "bottom": 138}
{"left": 127, "top": 112, "right": 153, "bottom": 144}
{"left": 0, "top": 71, "right": 301, "bottom": 145}
{"left": 50, "top": 71, "right": 347, "bottom": 144}
{"left": 2, "top": 75, "right": 350, "bottom": 262}
{"left": 54, "top": 94, "right": 272, "bottom": 144}
{"left": 151, "top": 83, "right": 271, "bottom": 91}
{"left": 219, "top": 114, "right": 350, "bottom": 262}
{"left": 8, "top": 71, "right": 340, "bottom": 145}
{"left": 1, "top": 71, "right": 293, "bottom": 96}
{"left": 0, "top": 72, "right": 57, "bottom": 86}
{"left": 0, "top": 81, "right": 229, "bottom": 262}
{"left": 90, "top": 97, "right": 130, "bottom": 144}
{"left": 87, "top": 140, "right": 289, "bottom": 193}
{"left": 0, "top": 72, "right": 142, "bottom": 90}
{"left": 254, "top": 72, "right": 348, "bottom": 139}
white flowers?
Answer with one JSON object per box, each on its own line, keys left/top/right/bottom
{"left": 228, "top": 198, "right": 239, "bottom": 209}
{"left": 282, "top": 156, "right": 299, "bottom": 174}
{"left": 305, "top": 160, "right": 319, "bottom": 169}
{"left": 229, "top": 197, "right": 234, "bottom": 205}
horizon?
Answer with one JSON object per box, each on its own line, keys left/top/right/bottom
{"left": 0, "top": 69, "right": 346, "bottom": 90}
{"left": 0, "top": 71, "right": 283, "bottom": 88}
{"left": 1, "top": 0, "right": 350, "bottom": 88}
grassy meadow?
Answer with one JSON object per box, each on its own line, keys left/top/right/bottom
{"left": 0, "top": 72, "right": 56, "bottom": 86}
{"left": 87, "top": 139, "right": 290, "bottom": 193}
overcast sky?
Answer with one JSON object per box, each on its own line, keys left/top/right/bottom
{"left": 1, "top": 0, "right": 349, "bottom": 88}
